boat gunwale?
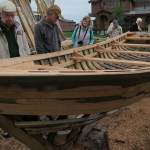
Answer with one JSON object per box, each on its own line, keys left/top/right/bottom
{"left": 0, "top": 32, "right": 149, "bottom": 75}
{"left": 0, "top": 32, "right": 129, "bottom": 68}
{"left": 0, "top": 67, "right": 150, "bottom": 77}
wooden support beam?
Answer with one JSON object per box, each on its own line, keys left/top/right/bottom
{"left": 112, "top": 40, "right": 150, "bottom": 48}
{"left": 39, "top": 0, "right": 47, "bottom": 15}
{"left": 25, "top": 120, "right": 96, "bottom": 135}
{"left": 15, "top": 114, "right": 103, "bottom": 128}
{"left": 71, "top": 56, "right": 150, "bottom": 67}
{"left": 15, "top": 114, "right": 105, "bottom": 135}
{"left": 17, "top": 7, "right": 35, "bottom": 48}
{"left": 35, "top": 0, "right": 45, "bottom": 17}
{"left": 0, "top": 115, "right": 50, "bottom": 150}
{"left": 73, "top": 50, "right": 84, "bottom": 57}
{"left": 12, "top": 0, "right": 36, "bottom": 48}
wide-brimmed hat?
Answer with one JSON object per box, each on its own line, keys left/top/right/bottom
{"left": 0, "top": 1, "right": 16, "bottom": 12}
{"left": 48, "top": 5, "right": 63, "bottom": 19}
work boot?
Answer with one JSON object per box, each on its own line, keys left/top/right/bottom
{"left": 2, "top": 130, "right": 11, "bottom": 139}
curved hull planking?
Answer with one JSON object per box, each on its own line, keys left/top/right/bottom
{"left": 0, "top": 32, "right": 149, "bottom": 115}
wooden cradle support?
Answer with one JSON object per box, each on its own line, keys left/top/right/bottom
{"left": 0, "top": 113, "right": 110, "bottom": 150}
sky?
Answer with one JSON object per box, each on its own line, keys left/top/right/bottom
{"left": 31, "top": 0, "right": 91, "bottom": 23}
{"left": 55, "top": 0, "right": 91, "bottom": 23}
{"left": 0, "top": 0, "right": 92, "bottom": 23}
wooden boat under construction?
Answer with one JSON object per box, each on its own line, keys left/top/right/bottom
{"left": 0, "top": 32, "right": 150, "bottom": 116}
{"left": 0, "top": 32, "right": 150, "bottom": 150}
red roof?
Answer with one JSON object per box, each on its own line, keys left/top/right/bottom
{"left": 96, "top": 9, "right": 112, "bottom": 14}
{"left": 126, "top": 13, "right": 150, "bottom": 16}
{"left": 88, "top": 0, "right": 100, "bottom": 4}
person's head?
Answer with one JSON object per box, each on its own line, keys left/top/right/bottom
{"left": 81, "top": 16, "right": 92, "bottom": 28}
{"left": 136, "top": 18, "right": 142, "bottom": 25}
{"left": 0, "top": 1, "right": 16, "bottom": 28}
{"left": 113, "top": 19, "right": 119, "bottom": 28}
{"left": 46, "top": 5, "right": 63, "bottom": 24}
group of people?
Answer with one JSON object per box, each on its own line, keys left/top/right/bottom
{"left": 106, "top": 18, "right": 143, "bottom": 39}
{"left": 0, "top": 0, "right": 144, "bottom": 60}
{"left": 0, "top": 1, "right": 64, "bottom": 59}
{"left": 0, "top": 0, "right": 95, "bottom": 61}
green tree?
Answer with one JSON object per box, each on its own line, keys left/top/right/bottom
{"left": 112, "top": 1, "right": 127, "bottom": 25}
{"left": 89, "top": 13, "right": 96, "bottom": 17}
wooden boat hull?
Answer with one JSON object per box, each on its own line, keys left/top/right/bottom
{"left": 0, "top": 32, "right": 150, "bottom": 115}
{"left": 0, "top": 69, "right": 149, "bottom": 115}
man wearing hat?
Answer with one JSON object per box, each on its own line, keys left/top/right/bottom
{"left": 107, "top": 19, "right": 123, "bottom": 39}
{"left": 34, "top": 5, "right": 63, "bottom": 54}
{"left": 0, "top": 1, "right": 30, "bottom": 59}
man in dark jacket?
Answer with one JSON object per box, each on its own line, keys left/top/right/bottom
{"left": 34, "top": 5, "right": 63, "bottom": 54}
{"left": 130, "top": 18, "right": 142, "bottom": 31}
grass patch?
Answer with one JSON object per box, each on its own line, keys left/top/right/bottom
{"left": 63, "top": 31, "right": 107, "bottom": 39}
{"left": 95, "top": 35, "right": 107, "bottom": 38}
{"left": 63, "top": 32, "right": 72, "bottom": 38}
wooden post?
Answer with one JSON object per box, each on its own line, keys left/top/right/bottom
{"left": 0, "top": 115, "right": 49, "bottom": 150}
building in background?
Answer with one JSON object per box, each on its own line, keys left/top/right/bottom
{"left": 59, "top": 19, "right": 76, "bottom": 32}
{"left": 33, "top": 13, "right": 76, "bottom": 32}
{"left": 89, "top": 0, "right": 150, "bottom": 33}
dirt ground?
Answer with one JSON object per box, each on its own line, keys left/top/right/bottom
{"left": 0, "top": 97, "right": 149, "bottom": 150}
{"left": 99, "top": 97, "right": 150, "bottom": 150}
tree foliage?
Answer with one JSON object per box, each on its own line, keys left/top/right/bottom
{"left": 112, "top": 1, "right": 127, "bottom": 25}
{"left": 89, "top": 13, "right": 96, "bottom": 17}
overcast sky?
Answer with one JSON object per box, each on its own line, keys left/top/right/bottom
{"left": 31, "top": 0, "right": 92, "bottom": 23}
{"left": 0, "top": 0, "right": 92, "bottom": 23}
{"left": 55, "top": 0, "right": 91, "bottom": 23}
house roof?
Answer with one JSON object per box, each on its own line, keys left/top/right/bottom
{"left": 96, "top": 9, "right": 112, "bottom": 14}
{"left": 125, "top": 11, "right": 150, "bottom": 16}
{"left": 125, "top": 6, "right": 150, "bottom": 15}
{"left": 59, "top": 18, "right": 76, "bottom": 23}
{"left": 88, "top": 0, "right": 100, "bottom": 4}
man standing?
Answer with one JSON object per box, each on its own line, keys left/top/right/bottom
{"left": 107, "top": 19, "right": 123, "bottom": 39}
{"left": 130, "top": 18, "right": 142, "bottom": 32}
{"left": 34, "top": 5, "right": 63, "bottom": 54}
{"left": 0, "top": 1, "right": 30, "bottom": 59}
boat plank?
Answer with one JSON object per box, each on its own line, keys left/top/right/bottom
{"left": 71, "top": 56, "right": 150, "bottom": 67}
{"left": 125, "top": 36, "right": 150, "bottom": 40}
{"left": 0, "top": 94, "right": 147, "bottom": 115}
{"left": 112, "top": 40, "right": 150, "bottom": 48}
{"left": 96, "top": 49, "right": 150, "bottom": 56}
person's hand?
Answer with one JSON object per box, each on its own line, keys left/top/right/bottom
{"left": 113, "top": 25, "right": 117, "bottom": 29}
{"left": 90, "top": 43, "right": 93, "bottom": 45}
